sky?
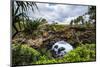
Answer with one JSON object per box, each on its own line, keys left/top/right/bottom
{"left": 28, "top": 3, "right": 89, "bottom": 24}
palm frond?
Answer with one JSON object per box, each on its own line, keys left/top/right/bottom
{"left": 12, "top": 1, "right": 39, "bottom": 38}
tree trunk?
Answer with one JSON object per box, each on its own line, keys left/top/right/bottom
{"left": 12, "top": 22, "right": 18, "bottom": 39}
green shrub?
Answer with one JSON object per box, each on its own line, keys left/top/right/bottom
{"left": 12, "top": 44, "right": 96, "bottom": 65}
{"left": 23, "top": 19, "right": 41, "bottom": 35}
{"left": 35, "top": 44, "right": 96, "bottom": 64}
{"left": 36, "top": 60, "right": 56, "bottom": 64}
{"left": 12, "top": 44, "right": 40, "bottom": 66}
{"left": 63, "top": 44, "right": 96, "bottom": 62}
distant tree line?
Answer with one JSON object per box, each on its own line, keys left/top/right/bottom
{"left": 70, "top": 6, "right": 96, "bottom": 26}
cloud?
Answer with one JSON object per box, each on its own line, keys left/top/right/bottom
{"left": 28, "top": 3, "right": 89, "bottom": 24}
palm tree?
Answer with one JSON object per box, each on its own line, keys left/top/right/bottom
{"left": 88, "top": 6, "right": 96, "bottom": 25}
{"left": 70, "top": 20, "right": 73, "bottom": 26}
{"left": 12, "top": 1, "right": 38, "bottom": 38}
{"left": 88, "top": 6, "right": 96, "bottom": 18}
{"left": 78, "top": 16, "right": 84, "bottom": 25}
{"left": 74, "top": 19, "right": 78, "bottom": 25}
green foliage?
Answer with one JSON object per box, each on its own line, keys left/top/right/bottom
{"left": 63, "top": 44, "right": 96, "bottom": 62}
{"left": 47, "top": 24, "right": 67, "bottom": 32}
{"left": 12, "top": 1, "right": 38, "bottom": 38}
{"left": 35, "top": 44, "right": 96, "bottom": 64}
{"left": 35, "top": 59, "right": 57, "bottom": 64}
{"left": 88, "top": 6, "right": 96, "bottom": 19}
{"left": 12, "top": 44, "right": 40, "bottom": 66}
{"left": 12, "top": 22, "right": 96, "bottom": 65}
{"left": 12, "top": 43, "right": 96, "bottom": 65}
{"left": 23, "top": 19, "right": 41, "bottom": 35}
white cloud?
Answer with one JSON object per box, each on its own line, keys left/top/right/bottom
{"left": 28, "top": 3, "right": 89, "bottom": 24}
{"left": 58, "top": 16, "right": 78, "bottom": 25}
